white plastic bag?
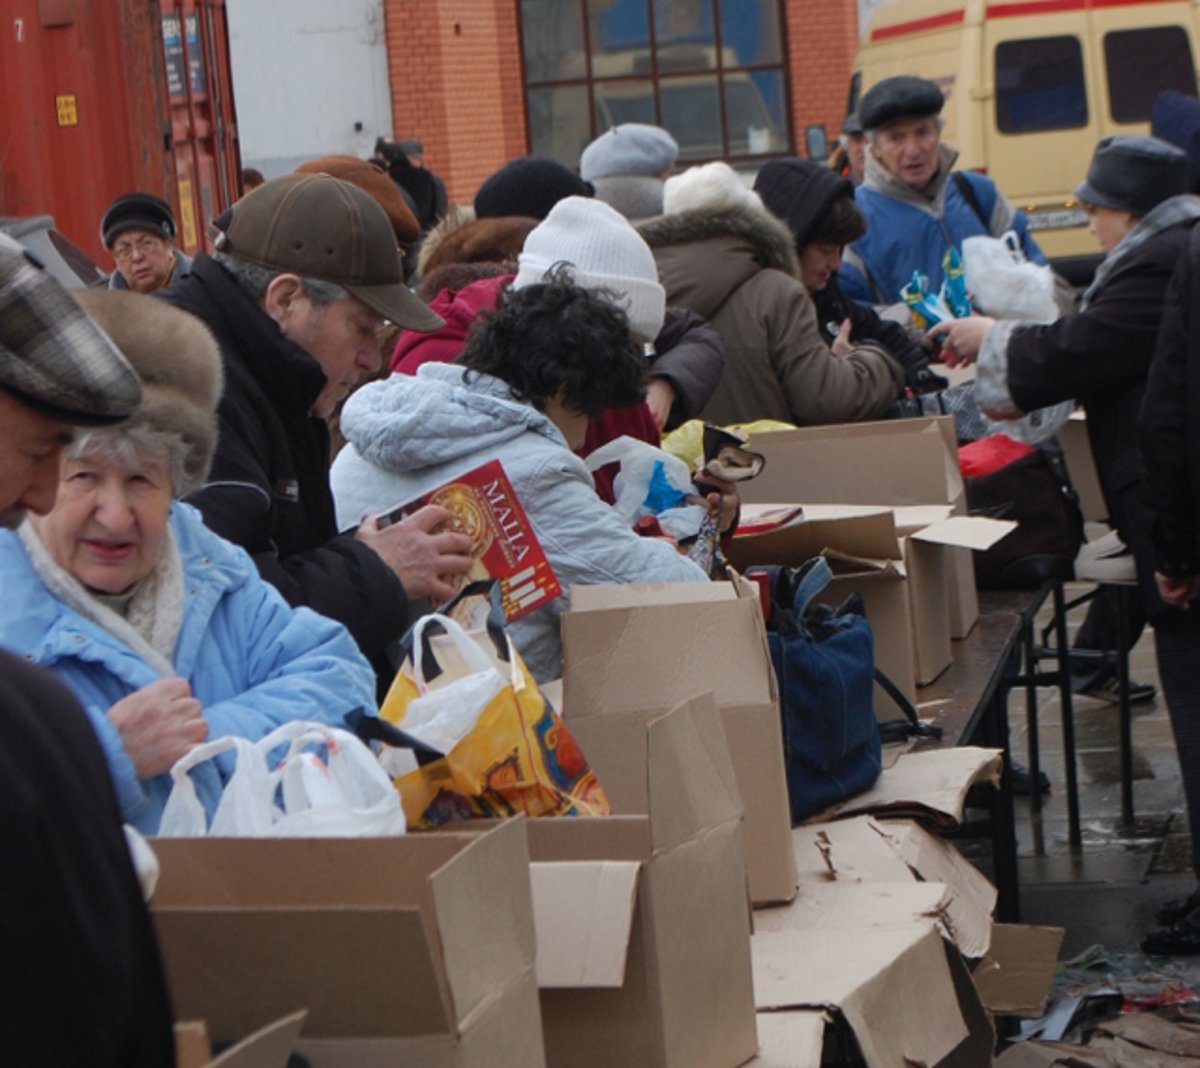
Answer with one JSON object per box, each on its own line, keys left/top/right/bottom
{"left": 398, "top": 613, "right": 507, "bottom": 753}
{"left": 962, "top": 230, "right": 1059, "bottom": 322}
{"left": 158, "top": 722, "right": 407, "bottom": 837}
{"left": 584, "top": 434, "right": 706, "bottom": 538}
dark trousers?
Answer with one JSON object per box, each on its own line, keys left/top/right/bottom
{"left": 1154, "top": 607, "right": 1200, "bottom": 879}
{"left": 1070, "top": 585, "right": 1147, "bottom": 689}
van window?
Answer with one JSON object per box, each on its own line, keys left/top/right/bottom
{"left": 1104, "top": 27, "right": 1197, "bottom": 123}
{"left": 995, "top": 36, "right": 1087, "bottom": 134}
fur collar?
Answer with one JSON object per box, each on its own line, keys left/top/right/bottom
{"left": 638, "top": 205, "right": 799, "bottom": 276}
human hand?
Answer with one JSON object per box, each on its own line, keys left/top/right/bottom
{"left": 925, "top": 315, "right": 996, "bottom": 367}
{"left": 108, "top": 677, "right": 208, "bottom": 779}
{"left": 691, "top": 468, "right": 740, "bottom": 533}
{"left": 831, "top": 318, "right": 854, "bottom": 357}
{"left": 645, "top": 377, "right": 676, "bottom": 430}
{"left": 1156, "top": 571, "right": 1199, "bottom": 609}
{"left": 355, "top": 504, "right": 474, "bottom": 601}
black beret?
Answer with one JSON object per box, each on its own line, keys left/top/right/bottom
{"left": 99, "top": 192, "right": 176, "bottom": 249}
{"left": 858, "top": 76, "right": 944, "bottom": 131}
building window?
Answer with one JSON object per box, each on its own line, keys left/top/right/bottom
{"left": 519, "top": 0, "right": 790, "bottom": 167}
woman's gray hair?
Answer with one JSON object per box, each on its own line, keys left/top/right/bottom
{"left": 212, "top": 250, "right": 349, "bottom": 306}
{"left": 66, "top": 423, "right": 193, "bottom": 498}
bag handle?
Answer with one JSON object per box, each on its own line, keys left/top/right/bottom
{"left": 410, "top": 613, "right": 499, "bottom": 692}
{"left": 345, "top": 707, "right": 444, "bottom": 764}
{"left": 875, "top": 668, "right": 944, "bottom": 742}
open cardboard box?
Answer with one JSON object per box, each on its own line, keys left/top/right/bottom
{"left": 561, "top": 580, "right": 797, "bottom": 906}
{"left": 740, "top": 417, "right": 981, "bottom": 639}
{"left": 725, "top": 505, "right": 917, "bottom": 706}
{"left": 150, "top": 820, "right": 545, "bottom": 1068}
{"left": 175, "top": 1012, "right": 307, "bottom": 1068}
{"left": 526, "top": 693, "right": 759, "bottom": 1068}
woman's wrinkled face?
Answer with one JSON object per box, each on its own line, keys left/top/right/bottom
{"left": 1084, "top": 202, "right": 1138, "bottom": 254}
{"left": 31, "top": 448, "right": 173, "bottom": 594}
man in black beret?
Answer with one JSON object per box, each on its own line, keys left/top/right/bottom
{"left": 100, "top": 190, "right": 193, "bottom": 294}
{"left": 838, "top": 74, "right": 1052, "bottom": 313}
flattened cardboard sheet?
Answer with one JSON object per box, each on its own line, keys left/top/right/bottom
{"left": 815, "top": 747, "right": 1003, "bottom": 829}
{"left": 530, "top": 861, "right": 641, "bottom": 988}
{"left": 751, "top": 925, "right": 968, "bottom": 1068}
{"left": 750, "top": 1011, "right": 826, "bottom": 1067}
{"left": 753, "top": 881, "right": 950, "bottom": 934}
{"left": 973, "top": 923, "right": 1065, "bottom": 1016}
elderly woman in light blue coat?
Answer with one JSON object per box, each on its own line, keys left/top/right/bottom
{"left": 332, "top": 269, "right": 722, "bottom": 683}
{"left": 0, "top": 290, "right": 376, "bottom": 833}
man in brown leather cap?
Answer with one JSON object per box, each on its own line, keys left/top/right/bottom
{"left": 158, "top": 174, "right": 472, "bottom": 679}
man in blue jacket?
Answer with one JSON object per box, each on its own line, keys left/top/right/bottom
{"left": 839, "top": 75, "right": 1049, "bottom": 309}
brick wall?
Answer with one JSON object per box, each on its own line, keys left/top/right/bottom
{"left": 382, "top": 0, "right": 527, "bottom": 205}
{"left": 381, "top": 1, "right": 861, "bottom": 206}
{"left": 785, "top": 0, "right": 860, "bottom": 151}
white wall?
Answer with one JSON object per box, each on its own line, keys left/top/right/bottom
{"left": 226, "top": 0, "right": 394, "bottom": 178}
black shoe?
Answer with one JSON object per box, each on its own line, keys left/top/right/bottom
{"left": 1009, "top": 760, "right": 1051, "bottom": 796}
{"left": 1075, "top": 671, "right": 1157, "bottom": 705}
{"left": 1142, "top": 916, "right": 1200, "bottom": 956}
{"left": 1157, "top": 889, "right": 1200, "bottom": 927}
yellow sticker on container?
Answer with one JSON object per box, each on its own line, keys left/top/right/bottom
{"left": 177, "top": 178, "right": 198, "bottom": 249}
{"left": 55, "top": 95, "right": 78, "bottom": 127}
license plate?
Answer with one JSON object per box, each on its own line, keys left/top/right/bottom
{"left": 1025, "top": 208, "right": 1088, "bottom": 231}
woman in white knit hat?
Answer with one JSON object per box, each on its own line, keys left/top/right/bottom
{"left": 0, "top": 289, "right": 378, "bottom": 834}
{"left": 639, "top": 161, "right": 907, "bottom": 427}
{"left": 331, "top": 250, "right": 730, "bottom": 683}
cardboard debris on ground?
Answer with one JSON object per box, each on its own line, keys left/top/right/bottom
{"left": 562, "top": 580, "right": 797, "bottom": 906}
{"left": 993, "top": 1039, "right": 1112, "bottom": 1066}
{"left": 813, "top": 747, "right": 1003, "bottom": 829}
{"left": 793, "top": 817, "right": 995, "bottom": 960}
{"left": 973, "top": 924, "right": 1066, "bottom": 1016}
{"left": 753, "top": 880, "right": 950, "bottom": 935}
{"left": 751, "top": 924, "right": 971, "bottom": 1068}
{"left": 748, "top": 1011, "right": 827, "bottom": 1067}
{"left": 1094, "top": 1013, "right": 1200, "bottom": 1058}
{"left": 1086, "top": 1035, "right": 1200, "bottom": 1067}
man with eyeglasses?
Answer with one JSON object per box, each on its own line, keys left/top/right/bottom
{"left": 100, "top": 191, "right": 193, "bottom": 294}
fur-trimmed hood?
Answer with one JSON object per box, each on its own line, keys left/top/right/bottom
{"left": 72, "top": 288, "right": 223, "bottom": 496}
{"left": 417, "top": 212, "right": 537, "bottom": 281}
{"left": 637, "top": 205, "right": 798, "bottom": 320}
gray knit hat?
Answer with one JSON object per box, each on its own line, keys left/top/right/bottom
{"left": 580, "top": 124, "right": 679, "bottom": 181}
{"left": 0, "top": 235, "right": 142, "bottom": 426}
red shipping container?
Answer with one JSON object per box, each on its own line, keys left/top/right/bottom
{"left": 0, "top": 0, "right": 240, "bottom": 265}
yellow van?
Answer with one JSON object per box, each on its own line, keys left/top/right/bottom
{"left": 850, "top": 0, "right": 1200, "bottom": 281}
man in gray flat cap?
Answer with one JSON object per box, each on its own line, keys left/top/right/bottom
{"left": 838, "top": 74, "right": 1051, "bottom": 310}
{"left": 0, "top": 235, "right": 175, "bottom": 1065}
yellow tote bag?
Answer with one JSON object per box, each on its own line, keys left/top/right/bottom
{"left": 381, "top": 613, "right": 610, "bottom": 829}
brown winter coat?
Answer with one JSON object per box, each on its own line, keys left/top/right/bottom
{"left": 638, "top": 205, "right": 904, "bottom": 426}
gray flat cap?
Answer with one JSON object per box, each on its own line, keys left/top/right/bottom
{"left": 1074, "top": 135, "right": 1188, "bottom": 217}
{"left": 0, "top": 236, "right": 142, "bottom": 425}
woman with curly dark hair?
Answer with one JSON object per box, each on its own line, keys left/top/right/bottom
{"left": 330, "top": 274, "right": 714, "bottom": 682}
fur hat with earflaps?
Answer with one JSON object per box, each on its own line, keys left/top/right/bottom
{"left": 71, "top": 289, "right": 223, "bottom": 497}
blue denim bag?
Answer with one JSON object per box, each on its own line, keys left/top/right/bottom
{"left": 766, "top": 558, "right": 883, "bottom": 823}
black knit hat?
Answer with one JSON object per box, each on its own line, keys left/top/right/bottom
{"left": 858, "top": 76, "right": 944, "bottom": 131}
{"left": 755, "top": 158, "right": 855, "bottom": 249}
{"left": 474, "top": 157, "right": 593, "bottom": 221}
{"left": 99, "top": 192, "right": 176, "bottom": 249}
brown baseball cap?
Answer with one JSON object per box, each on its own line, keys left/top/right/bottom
{"left": 214, "top": 173, "right": 443, "bottom": 331}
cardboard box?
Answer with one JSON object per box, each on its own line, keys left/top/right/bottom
{"left": 176, "top": 1012, "right": 308, "bottom": 1068}
{"left": 561, "top": 581, "right": 797, "bottom": 906}
{"left": 972, "top": 923, "right": 1065, "bottom": 1017}
{"left": 725, "top": 506, "right": 917, "bottom": 707}
{"left": 150, "top": 821, "right": 545, "bottom": 1068}
{"left": 741, "top": 417, "right": 981, "bottom": 638}
{"left": 528, "top": 694, "right": 759, "bottom": 1068}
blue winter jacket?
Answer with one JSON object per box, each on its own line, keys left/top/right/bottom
{"left": 0, "top": 503, "right": 377, "bottom": 833}
{"left": 839, "top": 144, "right": 1047, "bottom": 308}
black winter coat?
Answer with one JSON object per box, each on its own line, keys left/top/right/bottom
{"left": 1140, "top": 223, "right": 1200, "bottom": 577}
{"left": 0, "top": 652, "right": 175, "bottom": 1065}
{"left": 1004, "top": 219, "right": 1199, "bottom": 617}
{"left": 160, "top": 254, "right": 413, "bottom": 659}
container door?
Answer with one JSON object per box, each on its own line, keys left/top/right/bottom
{"left": 161, "top": 0, "right": 240, "bottom": 254}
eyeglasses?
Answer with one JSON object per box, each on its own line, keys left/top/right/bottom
{"left": 112, "top": 235, "right": 165, "bottom": 261}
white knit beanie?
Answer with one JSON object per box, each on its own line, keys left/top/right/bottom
{"left": 513, "top": 196, "right": 666, "bottom": 342}
{"left": 663, "top": 161, "right": 764, "bottom": 216}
